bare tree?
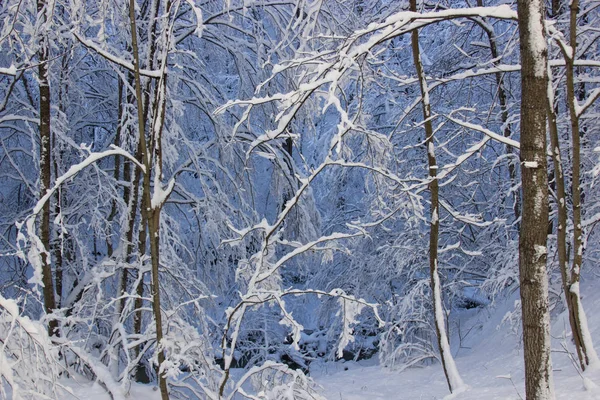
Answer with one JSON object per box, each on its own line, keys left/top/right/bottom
{"left": 409, "top": 0, "right": 465, "bottom": 393}
{"left": 549, "top": 0, "right": 600, "bottom": 371}
{"left": 128, "top": 0, "right": 170, "bottom": 397}
{"left": 474, "top": 0, "right": 520, "bottom": 225}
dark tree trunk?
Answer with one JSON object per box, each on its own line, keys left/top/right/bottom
{"left": 37, "top": 0, "right": 57, "bottom": 337}
{"left": 128, "top": 0, "right": 169, "bottom": 397}
{"left": 516, "top": 0, "right": 555, "bottom": 398}
{"left": 52, "top": 53, "right": 69, "bottom": 309}
{"left": 410, "top": 0, "right": 464, "bottom": 393}
{"left": 563, "top": 0, "right": 598, "bottom": 370}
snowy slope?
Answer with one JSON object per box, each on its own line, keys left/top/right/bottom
{"left": 312, "top": 280, "right": 600, "bottom": 400}
{"left": 63, "top": 376, "right": 158, "bottom": 400}
{"left": 56, "top": 280, "right": 600, "bottom": 400}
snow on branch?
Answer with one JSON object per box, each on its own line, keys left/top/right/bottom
{"left": 254, "top": 228, "right": 366, "bottom": 284}
{"left": 58, "top": 343, "right": 127, "bottom": 400}
{"left": 445, "top": 115, "right": 520, "bottom": 150}
{"left": 28, "top": 145, "right": 144, "bottom": 218}
{"left": 365, "top": 5, "right": 517, "bottom": 35}
{"left": 73, "top": 32, "right": 163, "bottom": 78}
{"left": 439, "top": 198, "right": 495, "bottom": 228}
{"left": 227, "top": 288, "right": 383, "bottom": 355}
{"left": 436, "top": 136, "right": 490, "bottom": 181}
{"left": 575, "top": 86, "right": 600, "bottom": 118}
{"left": 151, "top": 177, "right": 176, "bottom": 209}
{"left": 0, "top": 296, "right": 62, "bottom": 399}
{"left": 226, "top": 360, "right": 325, "bottom": 400}
{"left": 0, "top": 65, "right": 16, "bottom": 76}
{"left": 16, "top": 146, "right": 143, "bottom": 290}
{"left": 215, "top": 6, "right": 518, "bottom": 152}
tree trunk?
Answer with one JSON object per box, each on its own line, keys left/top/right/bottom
{"left": 107, "top": 79, "right": 124, "bottom": 260}
{"left": 120, "top": 74, "right": 145, "bottom": 355}
{"left": 132, "top": 0, "right": 162, "bottom": 356}
{"left": 128, "top": 0, "right": 169, "bottom": 398}
{"left": 563, "top": 0, "right": 599, "bottom": 371}
{"left": 475, "top": 0, "right": 520, "bottom": 225}
{"left": 547, "top": 67, "right": 579, "bottom": 371}
{"left": 410, "top": 0, "right": 464, "bottom": 393}
{"left": 108, "top": 78, "right": 125, "bottom": 378}
{"left": 516, "top": 1, "right": 555, "bottom": 398}
{"left": 52, "top": 52, "right": 69, "bottom": 309}
{"left": 113, "top": 75, "right": 137, "bottom": 322}
{"left": 37, "top": 0, "right": 57, "bottom": 337}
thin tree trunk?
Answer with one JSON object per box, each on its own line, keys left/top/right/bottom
{"left": 566, "top": 0, "right": 583, "bottom": 326}
{"left": 114, "top": 75, "right": 134, "bottom": 319}
{"left": 475, "top": 0, "right": 520, "bottom": 224}
{"left": 107, "top": 80, "right": 124, "bottom": 259}
{"left": 516, "top": 1, "right": 555, "bottom": 398}
{"left": 52, "top": 53, "right": 69, "bottom": 309}
{"left": 132, "top": 194, "right": 145, "bottom": 352}
{"left": 107, "top": 79, "right": 125, "bottom": 378}
{"left": 410, "top": 0, "right": 464, "bottom": 393}
{"left": 132, "top": 0, "right": 162, "bottom": 355}
{"left": 37, "top": 0, "right": 57, "bottom": 337}
{"left": 563, "top": 0, "right": 599, "bottom": 371}
{"left": 142, "top": 0, "right": 161, "bottom": 127}
{"left": 128, "top": 0, "right": 169, "bottom": 398}
{"left": 547, "top": 66, "right": 580, "bottom": 370}
{"left": 119, "top": 74, "right": 144, "bottom": 356}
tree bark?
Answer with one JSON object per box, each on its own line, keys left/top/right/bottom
{"left": 37, "top": 0, "right": 57, "bottom": 337}
{"left": 52, "top": 52, "right": 70, "bottom": 309}
{"left": 516, "top": 0, "right": 555, "bottom": 398}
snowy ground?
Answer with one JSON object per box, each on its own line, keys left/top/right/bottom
{"left": 63, "top": 377, "right": 158, "bottom": 400}
{"left": 60, "top": 281, "right": 600, "bottom": 400}
{"left": 312, "top": 280, "right": 600, "bottom": 400}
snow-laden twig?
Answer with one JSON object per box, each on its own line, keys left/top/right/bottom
{"left": 0, "top": 65, "right": 16, "bottom": 76}
{"left": 0, "top": 296, "right": 62, "bottom": 399}
{"left": 445, "top": 116, "right": 520, "bottom": 150}
{"left": 57, "top": 342, "right": 127, "bottom": 400}
{"left": 73, "top": 32, "right": 163, "bottom": 78}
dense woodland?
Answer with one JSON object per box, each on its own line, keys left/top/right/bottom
{"left": 0, "top": 0, "right": 600, "bottom": 399}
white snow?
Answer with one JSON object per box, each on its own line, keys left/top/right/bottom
{"left": 526, "top": 1, "right": 548, "bottom": 78}
{"left": 523, "top": 161, "right": 539, "bottom": 168}
{"left": 446, "top": 116, "right": 520, "bottom": 150}
{"left": 535, "top": 245, "right": 547, "bottom": 259}
{"left": 150, "top": 177, "right": 176, "bottom": 209}
{"left": 0, "top": 65, "right": 16, "bottom": 76}
{"left": 570, "top": 282, "right": 600, "bottom": 371}
{"left": 184, "top": 0, "right": 204, "bottom": 37}
{"left": 73, "top": 33, "right": 163, "bottom": 78}
{"left": 25, "top": 256, "right": 600, "bottom": 400}
{"left": 431, "top": 208, "right": 438, "bottom": 225}
{"left": 313, "top": 281, "right": 600, "bottom": 400}
{"left": 432, "top": 269, "right": 466, "bottom": 392}
{"left": 60, "top": 375, "right": 158, "bottom": 400}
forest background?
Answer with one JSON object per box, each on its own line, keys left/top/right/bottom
{"left": 1, "top": 0, "right": 600, "bottom": 399}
